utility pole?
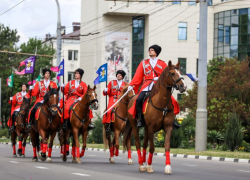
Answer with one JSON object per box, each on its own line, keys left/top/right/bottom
{"left": 195, "top": 0, "right": 208, "bottom": 151}
{"left": 0, "top": 78, "right": 1, "bottom": 128}
{"left": 55, "top": 0, "right": 62, "bottom": 71}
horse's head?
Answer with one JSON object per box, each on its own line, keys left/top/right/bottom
{"left": 44, "top": 86, "right": 59, "bottom": 116}
{"left": 118, "top": 84, "right": 135, "bottom": 105}
{"left": 16, "top": 97, "right": 30, "bottom": 129}
{"left": 166, "top": 61, "right": 187, "bottom": 93}
{"left": 86, "top": 85, "right": 99, "bottom": 110}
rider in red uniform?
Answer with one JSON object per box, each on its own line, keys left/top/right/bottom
{"left": 62, "top": 68, "right": 95, "bottom": 130}
{"left": 27, "top": 68, "right": 58, "bottom": 128}
{"left": 103, "top": 70, "right": 127, "bottom": 134}
{"left": 127, "top": 45, "right": 180, "bottom": 128}
{"left": 8, "top": 84, "right": 30, "bottom": 132}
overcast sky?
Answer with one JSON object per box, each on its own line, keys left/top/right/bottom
{"left": 0, "top": 0, "right": 81, "bottom": 46}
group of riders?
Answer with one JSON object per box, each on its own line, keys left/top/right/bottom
{"left": 7, "top": 44, "right": 180, "bottom": 136}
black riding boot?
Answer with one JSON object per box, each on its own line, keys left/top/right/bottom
{"left": 9, "top": 112, "right": 17, "bottom": 132}
{"left": 105, "top": 123, "right": 111, "bottom": 135}
{"left": 87, "top": 121, "right": 96, "bottom": 131}
{"left": 136, "top": 91, "right": 147, "bottom": 128}
{"left": 173, "top": 117, "right": 181, "bottom": 129}
{"left": 63, "top": 119, "right": 68, "bottom": 130}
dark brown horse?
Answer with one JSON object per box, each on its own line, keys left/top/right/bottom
{"left": 123, "top": 61, "right": 186, "bottom": 174}
{"left": 62, "top": 85, "right": 99, "bottom": 164}
{"left": 103, "top": 85, "right": 135, "bottom": 164}
{"left": 11, "top": 97, "right": 30, "bottom": 157}
{"left": 30, "top": 87, "right": 61, "bottom": 162}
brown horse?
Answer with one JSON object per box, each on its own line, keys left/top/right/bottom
{"left": 62, "top": 85, "right": 99, "bottom": 164}
{"left": 103, "top": 85, "right": 135, "bottom": 164}
{"left": 123, "top": 61, "right": 186, "bottom": 174}
{"left": 30, "top": 87, "right": 61, "bottom": 162}
{"left": 11, "top": 97, "right": 30, "bottom": 157}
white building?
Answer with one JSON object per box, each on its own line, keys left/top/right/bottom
{"left": 44, "top": 22, "right": 81, "bottom": 83}
{"left": 79, "top": 0, "right": 250, "bottom": 117}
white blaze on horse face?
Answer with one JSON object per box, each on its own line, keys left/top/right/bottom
{"left": 92, "top": 92, "right": 96, "bottom": 100}
{"left": 54, "top": 94, "right": 56, "bottom": 98}
{"left": 175, "top": 69, "right": 186, "bottom": 87}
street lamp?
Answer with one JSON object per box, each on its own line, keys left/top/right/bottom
{"left": 55, "top": 0, "right": 62, "bottom": 74}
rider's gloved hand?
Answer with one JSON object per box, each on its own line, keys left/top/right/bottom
{"left": 128, "top": 86, "right": 133, "bottom": 91}
{"left": 77, "top": 97, "right": 82, "bottom": 101}
{"left": 61, "top": 84, "right": 65, "bottom": 88}
{"left": 29, "top": 85, "right": 33, "bottom": 90}
{"left": 10, "top": 97, "right": 13, "bottom": 101}
{"left": 104, "top": 88, "right": 108, "bottom": 92}
{"left": 153, "top": 77, "right": 159, "bottom": 81}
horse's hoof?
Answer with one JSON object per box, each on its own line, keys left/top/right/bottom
{"left": 147, "top": 165, "right": 154, "bottom": 173}
{"left": 72, "top": 157, "right": 76, "bottom": 163}
{"left": 66, "top": 151, "right": 69, "bottom": 156}
{"left": 17, "top": 149, "right": 22, "bottom": 156}
{"left": 40, "top": 153, "right": 46, "bottom": 161}
{"left": 62, "top": 156, "right": 67, "bottom": 162}
{"left": 139, "top": 164, "right": 146, "bottom": 172}
{"left": 46, "top": 157, "right": 52, "bottom": 163}
{"left": 165, "top": 165, "right": 172, "bottom": 174}
{"left": 38, "top": 151, "right": 42, "bottom": 159}
{"left": 76, "top": 158, "right": 81, "bottom": 164}
{"left": 13, "top": 154, "right": 17, "bottom": 157}
{"left": 32, "top": 157, "right": 38, "bottom": 162}
{"left": 109, "top": 157, "right": 115, "bottom": 163}
{"left": 128, "top": 158, "right": 133, "bottom": 165}
{"left": 22, "top": 154, "right": 25, "bottom": 158}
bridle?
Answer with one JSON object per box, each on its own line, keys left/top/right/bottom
{"left": 164, "top": 67, "right": 184, "bottom": 90}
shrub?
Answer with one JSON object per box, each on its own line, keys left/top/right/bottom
{"left": 87, "top": 114, "right": 103, "bottom": 144}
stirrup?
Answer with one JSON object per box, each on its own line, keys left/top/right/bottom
{"left": 63, "top": 120, "right": 68, "bottom": 130}
{"left": 87, "top": 122, "right": 96, "bottom": 131}
{"left": 9, "top": 126, "right": 14, "bottom": 132}
{"left": 27, "top": 122, "right": 32, "bottom": 129}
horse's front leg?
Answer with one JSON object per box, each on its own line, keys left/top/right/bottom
{"left": 11, "top": 132, "right": 17, "bottom": 157}
{"left": 107, "top": 132, "right": 114, "bottom": 163}
{"left": 164, "top": 125, "right": 173, "bottom": 174}
{"left": 125, "top": 127, "right": 133, "bottom": 165}
{"left": 146, "top": 128, "right": 155, "bottom": 173}
{"left": 39, "top": 129, "right": 47, "bottom": 161}
{"left": 72, "top": 128, "right": 81, "bottom": 164}
{"left": 46, "top": 131, "right": 57, "bottom": 163}
{"left": 21, "top": 132, "right": 29, "bottom": 158}
{"left": 62, "top": 129, "right": 70, "bottom": 162}
{"left": 16, "top": 130, "right": 23, "bottom": 157}
{"left": 114, "top": 129, "right": 120, "bottom": 157}
{"left": 142, "top": 126, "right": 149, "bottom": 167}
{"left": 80, "top": 128, "right": 88, "bottom": 158}
{"left": 30, "top": 128, "right": 38, "bottom": 162}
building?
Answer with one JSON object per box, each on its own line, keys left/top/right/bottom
{"left": 43, "top": 22, "right": 81, "bottom": 82}
{"left": 79, "top": 0, "right": 250, "bottom": 117}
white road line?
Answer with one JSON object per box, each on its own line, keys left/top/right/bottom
{"left": 35, "top": 166, "right": 48, "bottom": 169}
{"left": 72, "top": 173, "right": 90, "bottom": 177}
{"left": 9, "top": 161, "right": 19, "bottom": 163}
{"left": 237, "top": 170, "right": 250, "bottom": 173}
{"left": 183, "top": 164, "right": 197, "bottom": 167}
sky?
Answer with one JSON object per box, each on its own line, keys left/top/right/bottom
{"left": 0, "top": 0, "right": 81, "bottom": 46}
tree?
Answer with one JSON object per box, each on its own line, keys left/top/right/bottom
{"left": 180, "top": 58, "right": 250, "bottom": 136}
{"left": 88, "top": 114, "right": 103, "bottom": 144}
{"left": 224, "top": 112, "right": 243, "bottom": 151}
{"left": 0, "top": 24, "right": 20, "bottom": 125}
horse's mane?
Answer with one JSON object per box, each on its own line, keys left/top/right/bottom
{"left": 150, "top": 65, "right": 170, "bottom": 98}
{"left": 43, "top": 88, "right": 58, "bottom": 104}
{"left": 23, "top": 97, "right": 30, "bottom": 104}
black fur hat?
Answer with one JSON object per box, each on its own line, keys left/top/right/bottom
{"left": 116, "top": 70, "right": 126, "bottom": 79}
{"left": 148, "top": 44, "right": 162, "bottom": 57}
{"left": 42, "top": 68, "right": 51, "bottom": 75}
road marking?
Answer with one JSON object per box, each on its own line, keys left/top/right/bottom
{"left": 237, "top": 170, "right": 250, "bottom": 173}
{"left": 183, "top": 164, "right": 197, "bottom": 167}
{"left": 72, "top": 173, "right": 90, "bottom": 177}
{"left": 35, "top": 166, "right": 48, "bottom": 169}
{"left": 10, "top": 161, "right": 19, "bottom": 163}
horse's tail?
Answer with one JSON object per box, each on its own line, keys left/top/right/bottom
{"left": 123, "top": 119, "right": 132, "bottom": 151}
{"left": 103, "top": 125, "right": 108, "bottom": 150}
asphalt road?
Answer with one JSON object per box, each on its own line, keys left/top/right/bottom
{"left": 0, "top": 144, "right": 249, "bottom": 180}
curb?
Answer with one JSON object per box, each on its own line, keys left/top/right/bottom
{"left": 1, "top": 142, "right": 249, "bottom": 164}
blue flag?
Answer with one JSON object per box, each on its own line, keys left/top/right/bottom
{"left": 57, "top": 59, "right": 64, "bottom": 76}
{"left": 94, "top": 63, "right": 108, "bottom": 85}
{"left": 186, "top": 73, "right": 199, "bottom": 82}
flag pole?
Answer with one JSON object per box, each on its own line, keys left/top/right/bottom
{"left": 105, "top": 80, "right": 107, "bottom": 117}
{"left": 62, "top": 60, "right": 65, "bottom": 128}
{"left": 9, "top": 70, "right": 14, "bottom": 130}
{"left": 29, "top": 47, "right": 37, "bottom": 107}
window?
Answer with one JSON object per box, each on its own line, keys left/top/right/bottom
{"left": 173, "top": 0, "right": 181, "bottom": 4}
{"left": 155, "top": 0, "right": 164, "bottom": 3}
{"left": 178, "top": 22, "right": 187, "bottom": 40}
{"left": 208, "top": 0, "right": 213, "bottom": 6}
{"left": 178, "top": 58, "right": 186, "bottom": 75}
{"left": 197, "top": 23, "right": 199, "bottom": 41}
{"left": 225, "top": 26, "right": 230, "bottom": 44}
{"left": 188, "top": 0, "right": 196, "bottom": 5}
{"left": 218, "top": 24, "right": 224, "bottom": 42}
{"left": 177, "top": 93, "right": 184, "bottom": 101}
{"left": 68, "top": 50, "right": 78, "bottom": 61}
{"left": 68, "top": 72, "right": 74, "bottom": 81}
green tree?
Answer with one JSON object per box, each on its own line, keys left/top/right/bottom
{"left": 0, "top": 24, "right": 20, "bottom": 126}
{"left": 224, "top": 112, "right": 243, "bottom": 151}
{"left": 88, "top": 114, "right": 103, "bottom": 144}
{"left": 180, "top": 58, "right": 250, "bottom": 135}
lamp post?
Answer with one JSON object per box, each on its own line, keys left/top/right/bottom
{"left": 55, "top": 0, "right": 62, "bottom": 72}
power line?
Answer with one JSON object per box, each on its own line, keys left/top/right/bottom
{"left": 0, "top": 0, "right": 25, "bottom": 17}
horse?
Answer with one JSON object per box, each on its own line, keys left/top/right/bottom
{"left": 30, "top": 87, "right": 61, "bottom": 162}
{"left": 103, "top": 85, "right": 135, "bottom": 164}
{"left": 11, "top": 97, "right": 30, "bottom": 157}
{"left": 123, "top": 60, "right": 187, "bottom": 174}
{"left": 61, "top": 85, "right": 99, "bottom": 164}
